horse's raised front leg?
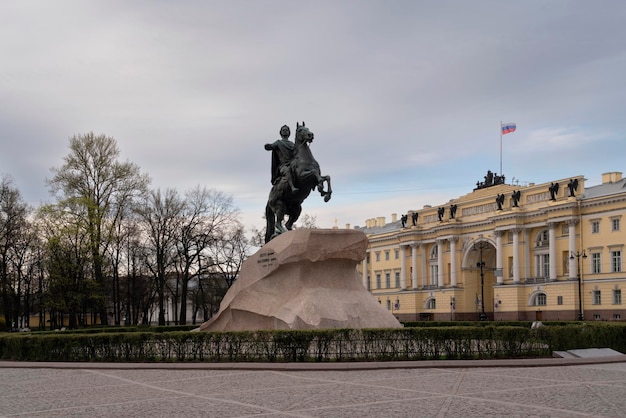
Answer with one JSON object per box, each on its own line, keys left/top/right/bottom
{"left": 322, "top": 175, "right": 332, "bottom": 202}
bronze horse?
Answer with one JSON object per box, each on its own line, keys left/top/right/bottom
{"left": 265, "top": 122, "right": 332, "bottom": 243}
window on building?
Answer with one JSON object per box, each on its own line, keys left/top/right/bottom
{"left": 367, "top": 276, "right": 371, "bottom": 290}
{"left": 426, "top": 298, "right": 436, "bottom": 309}
{"left": 613, "top": 289, "right": 622, "bottom": 305}
{"left": 614, "top": 314, "right": 622, "bottom": 320}
{"left": 537, "top": 254, "right": 550, "bottom": 279}
{"left": 394, "top": 249, "right": 399, "bottom": 259}
{"left": 376, "top": 274, "right": 381, "bottom": 289}
{"left": 536, "top": 230, "right": 549, "bottom": 247}
{"left": 385, "top": 273, "right": 391, "bottom": 288}
{"left": 612, "top": 218, "right": 621, "bottom": 232}
{"left": 612, "top": 250, "right": 622, "bottom": 273}
{"left": 508, "top": 231, "right": 513, "bottom": 243}
{"left": 430, "top": 265, "right": 438, "bottom": 287}
{"left": 386, "top": 299, "right": 391, "bottom": 310}
{"left": 537, "top": 293, "right": 547, "bottom": 306}
{"left": 562, "top": 224, "right": 569, "bottom": 236}
{"left": 591, "top": 221, "right": 600, "bottom": 234}
{"left": 593, "top": 290, "right": 601, "bottom": 305}
{"left": 385, "top": 251, "right": 390, "bottom": 261}
{"left": 431, "top": 246, "right": 438, "bottom": 259}
{"left": 594, "top": 314, "right": 601, "bottom": 320}
{"left": 557, "top": 296, "right": 563, "bottom": 305}
{"left": 532, "top": 293, "right": 547, "bottom": 306}
{"left": 592, "top": 253, "right": 602, "bottom": 274}
{"left": 375, "top": 252, "right": 380, "bottom": 262}
{"left": 394, "top": 271, "right": 400, "bottom": 288}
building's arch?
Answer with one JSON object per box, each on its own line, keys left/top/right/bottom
{"left": 424, "top": 297, "right": 436, "bottom": 309}
{"left": 430, "top": 245, "right": 438, "bottom": 259}
{"left": 462, "top": 238, "right": 496, "bottom": 270}
{"left": 528, "top": 290, "right": 547, "bottom": 306}
{"left": 461, "top": 238, "right": 497, "bottom": 319}
{"left": 535, "top": 229, "right": 549, "bottom": 248}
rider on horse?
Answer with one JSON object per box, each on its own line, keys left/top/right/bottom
{"left": 265, "top": 125, "right": 299, "bottom": 194}
{"left": 264, "top": 122, "right": 332, "bottom": 243}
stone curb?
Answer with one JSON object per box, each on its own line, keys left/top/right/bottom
{"left": 1, "top": 355, "right": 624, "bottom": 371}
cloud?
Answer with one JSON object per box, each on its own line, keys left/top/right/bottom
{"left": 1, "top": 1, "right": 626, "bottom": 231}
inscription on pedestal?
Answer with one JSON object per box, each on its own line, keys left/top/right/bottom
{"left": 258, "top": 251, "right": 277, "bottom": 268}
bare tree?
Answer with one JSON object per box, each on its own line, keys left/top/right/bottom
{"left": 106, "top": 207, "right": 139, "bottom": 325}
{"left": 0, "top": 175, "right": 30, "bottom": 328}
{"left": 135, "top": 188, "right": 184, "bottom": 326}
{"left": 122, "top": 232, "right": 154, "bottom": 325}
{"left": 207, "top": 222, "right": 250, "bottom": 289}
{"left": 174, "top": 187, "right": 240, "bottom": 324}
{"left": 8, "top": 221, "right": 38, "bottom": 329}
{"left": 47, "top": 132, "right": 150, "bottom": 324}
{"left": 295, "top": 213, "right": 318, "bottom": 229}
{"left": 36, "top": 204, "right": 91, "bottom": 329}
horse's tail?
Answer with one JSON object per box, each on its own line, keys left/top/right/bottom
{"left": 265, "top": 203, "right": 275, "bottom": 244}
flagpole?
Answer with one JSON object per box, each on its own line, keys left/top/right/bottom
{"left": 499, "top": 121, "right": 502, "bottom": 178}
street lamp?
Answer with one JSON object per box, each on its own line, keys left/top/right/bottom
{"left": 474, "top": 242, "right": 488, "bottom": 321}
{"left": 570, "top": 250, "right": 587, "bottom": 320}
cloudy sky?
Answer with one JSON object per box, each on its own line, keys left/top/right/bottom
{"left": 1, "top": 1, "right": 625, "bottom": 232}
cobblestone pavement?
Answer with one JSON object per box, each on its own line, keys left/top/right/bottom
{"left": 0, "top": 357, "right": 625, "bottom": 417}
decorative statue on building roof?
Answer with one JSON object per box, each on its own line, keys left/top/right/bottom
{"left": 450, "top": 204, "right": 457, "bottom": 219}
{"left": 412, "top": 212, "right": 418, "bottom": 226}
{"left": 401, "top": 214, "right": 408, "bottom": 228}
{"left": 511, "top": 190, "right": 521, "bottom": 207}
{"left": 567, "top": 178, "right": 579, "bottom": 197}
{"left": 437, "top": 206, "right": 445, "bottom": 221}
{"left": 549, "top": 182, "right": 559, "bottom": 201}
{"left": 475, "top": 169, "right": 506, "bottom": 190}
{"left": 485, "top": 170, "right": 494, "bottom": 187}
{"left": 264, "top": 122, "right": 332, "bottom": 243}
{"left": 496, "top": 193, "right": 505, "bottom": 210}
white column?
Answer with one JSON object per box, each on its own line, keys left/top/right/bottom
{"left": 362, "top": 252, "right": 368, "bottom": 289}
{"left": 568, "top": 220, "right": 578, "bottom": 279}
{"left": 513, "top": 228, "right": 521, "bottom": 283}
{"left": 411, "top": 244, "right": 418, "bottom": 290}
{"left": 524, "top": 229, "right": 531, "bottom": 282}
{"left": 421, "top": 246, "right": 427, "bottom": 288}
{"left": 450, "top": 237, "right": 457, "bottom": 287}
{"left": 549, "top": 222, "right": 557, "bottom": 280}
{"left": 437, "top": 240, "right": 444, "bottom": 287}
{"left": 400, "top": 245, "right": 407, "bottom": 290}
{"left": 495, "top": 231, "right": 503, "bottom": 285}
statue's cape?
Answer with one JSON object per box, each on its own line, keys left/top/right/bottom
{"left": 269, "top": 140, "right": 295, "bottom": 184}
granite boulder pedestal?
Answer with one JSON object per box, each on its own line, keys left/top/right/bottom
{"left": 197, "top": 229, "right": 401, "bottom": 331}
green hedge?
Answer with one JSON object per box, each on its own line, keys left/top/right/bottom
{"left": 533, "top": 323, "right": 626, "bottom": 353}
{"left": 29, "top": 325, "right": 198, "bottom": 335}
{"left": 401, "top": 321, "right": 582, "bottom": 328}
{"left": 0, "top": 323, "right": 623, "bottom": 363}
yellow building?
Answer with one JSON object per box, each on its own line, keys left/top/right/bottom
{"left": 357, "top": 171, "right": 626, "bottom": 322}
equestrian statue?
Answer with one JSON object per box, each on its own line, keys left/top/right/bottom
{"left": 264, "top": 122, "right": 332, "bottom": 243}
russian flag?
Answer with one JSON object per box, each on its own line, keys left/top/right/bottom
{"left": 501, "top": 122, "right": 516, "bottom": 135}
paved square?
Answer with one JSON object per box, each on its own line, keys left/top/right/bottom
{"left": 0, "top": 359, "right": 624, "bottom": 417}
